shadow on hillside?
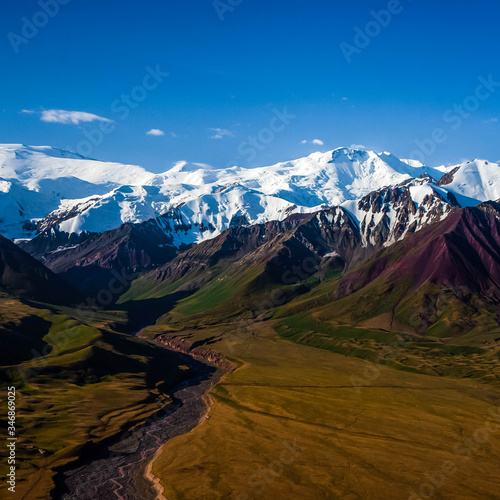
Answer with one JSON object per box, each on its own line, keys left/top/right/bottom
{"left": 0, "top": 315, "right": 52, "bottom": 365}
{"left": 114, "top": 290, "right": 195, "bottom": 333}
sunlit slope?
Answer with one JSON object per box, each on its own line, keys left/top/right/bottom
{"left": 150, "top": 323, "right": 500, "bottom": 500}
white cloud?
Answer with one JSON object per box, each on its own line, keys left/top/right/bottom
{"left": 342, "top": 97, "right": 349, "bottom": 101}
{"left": 350, "top": 144, "right": 366, "bottom": 150}
{"left": 146, "top": 128, "right": 165, "bottom": 136}
{"left": 301, "top": 139, "right": 324, "bottom": 146}
{"left": 210, "top": 128, "right": 234, "bottom": 139}
{"left": 21, "top": 109, "right": 35, "bottom": 114}
{"left": 40, "top": 109, "right": 113, "bottom": 125}
{"left": 170, "top": 132, "right": 178, "bottom": 138}
{"left": 483, "top": 118, "right": 498, "bottom": 123}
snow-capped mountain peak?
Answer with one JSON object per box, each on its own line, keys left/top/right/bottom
{"left": 0, "top": 144, "right": 154, "bottom": 189}
{"left": 436, "top": 158, "right": 500, "bottom": 206}
{"left": 0, "top": 144, "right": 499, "bottom": 250}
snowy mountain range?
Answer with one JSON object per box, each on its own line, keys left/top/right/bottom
{"left": 1, "top": 144, "right": 499, "bottom": 252}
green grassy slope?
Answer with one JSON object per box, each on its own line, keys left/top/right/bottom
{"left": 0, "top": 296, "right": 195, "bottom": 499}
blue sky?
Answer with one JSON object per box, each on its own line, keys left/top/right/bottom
{"left": 1, "top": 0, "right": 499, "bottom": 171}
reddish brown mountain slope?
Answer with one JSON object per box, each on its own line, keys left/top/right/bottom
{"left": 336, "top": 201, "right": 500, "bottom": 303}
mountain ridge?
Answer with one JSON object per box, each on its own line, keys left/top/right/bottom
{"left": 2, "top": 144, "right": 499, "bottom": 296}
{"left": 4, "top": 143, "right": 494, "bottom": 244}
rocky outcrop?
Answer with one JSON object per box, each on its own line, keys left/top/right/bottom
{"left": 436, "top": 166, "right": 460, "bottom": 186}
{"left": 154, "top": 333, "right": 236, "bottom": 373}
{"left": 15, "top": 180, "right": 474, "bottom": 299}
{"left": 354, "top": 180, "right": 458, "bottom": 247}
{"left": 336, "top": 201, "right": 500, "bottom": 304}
{"left": 19, "top": 212, "right": 193, "bottom": 294}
